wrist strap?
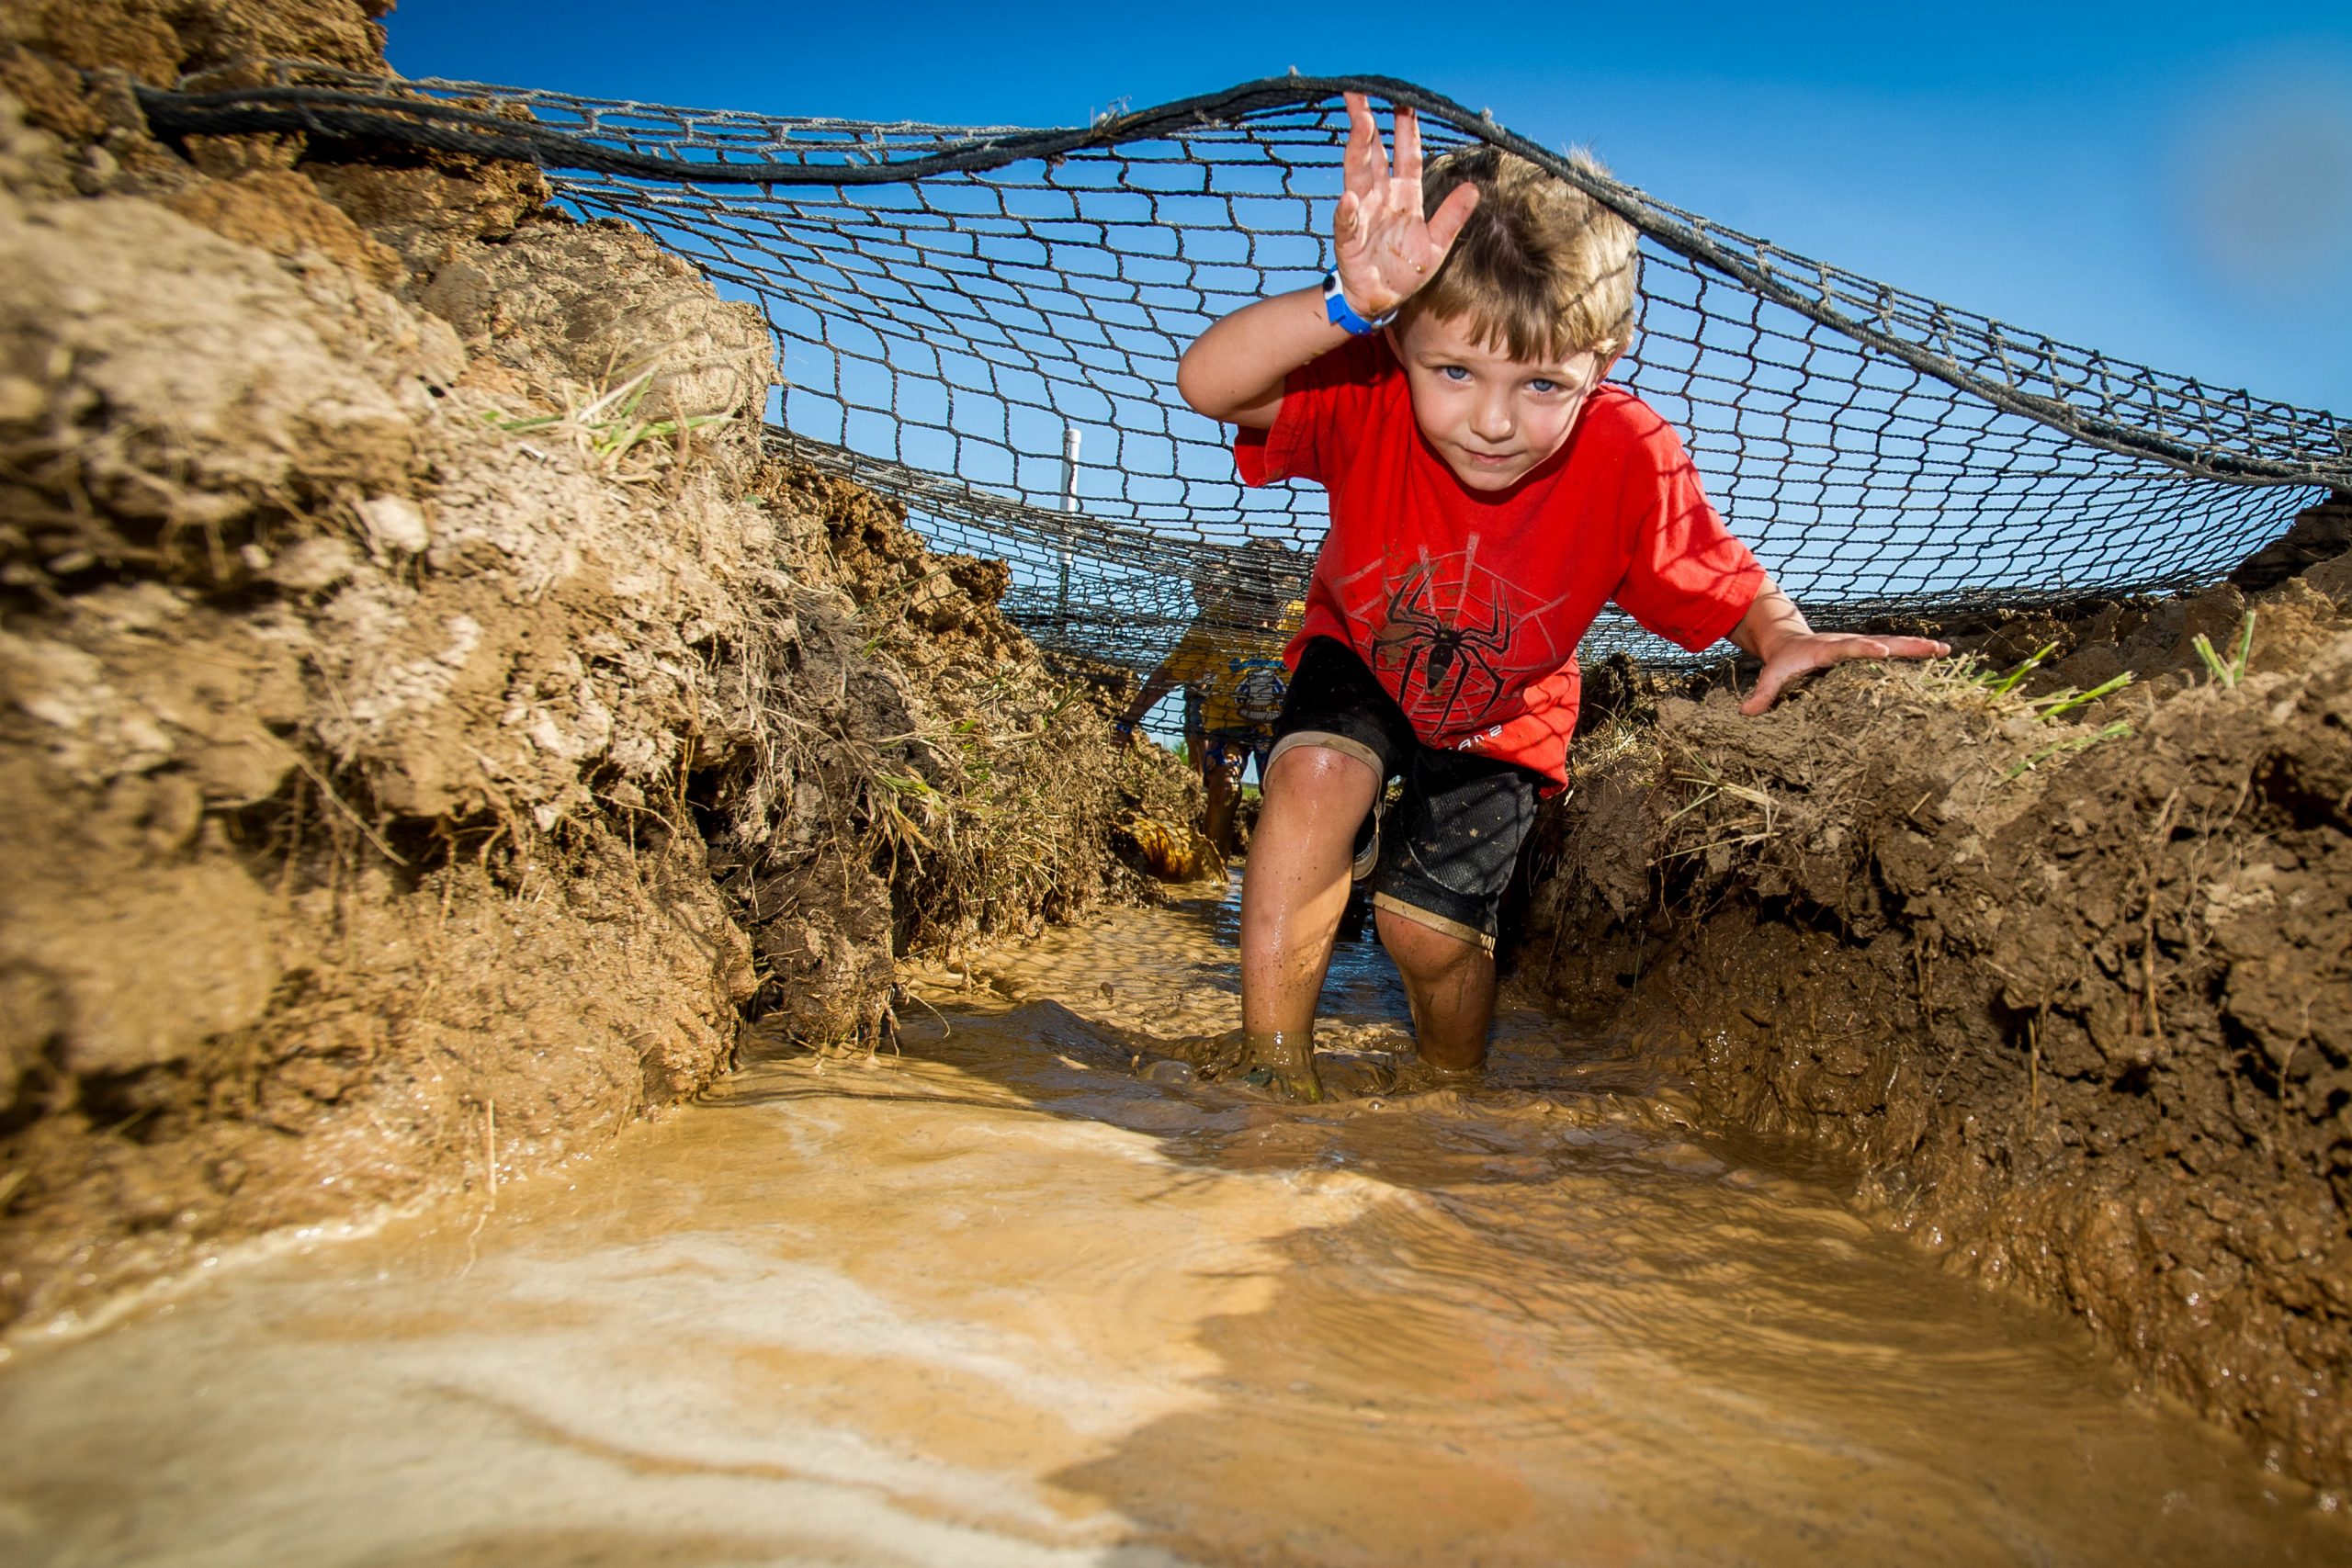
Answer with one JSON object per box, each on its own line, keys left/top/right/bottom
{"left": 1323, "top": 271, "right": 1396, "bottom": 335}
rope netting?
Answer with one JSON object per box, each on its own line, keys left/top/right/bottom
{"left": 143, "top": 67, "right": 2352, "bottom": 676}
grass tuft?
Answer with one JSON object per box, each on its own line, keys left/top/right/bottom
{"left": 484, "top": 367, "right": 731, "bottom": 478}
{"left": 2035, "top": 671, "right": 2134, "bottom": 722}
{"left": 2189, "top": 611, "right": 2257, "bottom": 689}
{"left": 2004, "top": 719, "right": 2134, "bottom": 781}
{"left": 1970, "top": 642, "right": 2058, "bottom": 695}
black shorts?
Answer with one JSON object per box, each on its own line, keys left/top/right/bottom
{"left": 1269, "top": 637, "right": 1544, "bottom": 953}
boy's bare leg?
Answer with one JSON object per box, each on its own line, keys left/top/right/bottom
{"left": 1373, "top": 908, "right": 1495, "bottom": 1075}
{"left": 1238, "top": 743, "right": 1378, "bottom": 1100}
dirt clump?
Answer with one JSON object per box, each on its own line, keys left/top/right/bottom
{"left": 413, "top": 217, "right": 766, "bottom": 427}
{"left": 0, "top": 1, "right": 390, "bottom": 152}
{"left": 0, "top": 3, "right": 1190, "bottom": 1332}
{"left": 703, "top": 460, "right": 1197, "bottom": 1045}
{"left": 164, "top": 165, "right": 403, "bottom": 284}
{"left": 1518, "top": 510, "right": 2352, "bottom": 1487}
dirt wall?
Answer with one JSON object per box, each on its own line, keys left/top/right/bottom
{"left": 0, "top": 2, "right": 1190, "bottom": 1331}
{"left": 1517, "top": 522, "right": 2352, "bottom": 1488}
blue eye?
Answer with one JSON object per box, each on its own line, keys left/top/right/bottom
{"left": 1529, "top": 378, "right": 1559, "bottom": 394}
{"left": 1439, "top": 365, "right": 1470, "bottom": 381}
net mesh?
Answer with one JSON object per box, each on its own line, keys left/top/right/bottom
{"left": 141, "top": 67, "right": 2351, "bottom": 676}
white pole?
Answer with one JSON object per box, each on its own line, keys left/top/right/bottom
{"left": 1057, "top": 424, "right": 1080, "bottom": 628}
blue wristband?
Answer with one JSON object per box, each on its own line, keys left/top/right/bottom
{"left": 1323, "top": 271, "right": 1396, "bottom": 335}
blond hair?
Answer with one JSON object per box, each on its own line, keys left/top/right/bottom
{"left": 1408, "top": 147, "right": 1640, "bottom": 364}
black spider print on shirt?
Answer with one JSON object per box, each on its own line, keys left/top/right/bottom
{"left": 1340, "top": 536, "right": 1577, "bottom": 741}
{"left": 1371, "top": 559, "right": 1518, "bottom": 732}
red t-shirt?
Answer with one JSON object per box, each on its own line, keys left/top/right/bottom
{"left": 1235, "top": 335, "right": 1763, "bottom": 788}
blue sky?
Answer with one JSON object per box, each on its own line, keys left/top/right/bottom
{"left": 386, "top": 1, "right": 2352, "bottom": 415}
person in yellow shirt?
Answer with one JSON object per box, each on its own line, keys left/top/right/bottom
{"left": 1117, "top": 542, "right": 1305, "bottom": 858}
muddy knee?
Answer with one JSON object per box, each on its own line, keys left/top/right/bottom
{"left": 1374, "top": 905, "right": 1496, "bottom": 1072}
{"left": 1374, "top": 904, "right": 1487, "bottom": 984}
{"left": 1262, "top": 739, "right": 1379, "bottom": 818}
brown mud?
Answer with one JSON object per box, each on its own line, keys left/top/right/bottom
{"left": 1518, "top": 499, "right": 2352, "bottom": 1489}
{"left": 0, "top": 2, "right": 1190, "bottom": 1333}
{"left": 3, "top": 877, "right": 2346, "bottom": 1564}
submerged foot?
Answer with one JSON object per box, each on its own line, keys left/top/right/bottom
{"left": 1242, "top": 1029, "right": 1322, "bottom": 1103}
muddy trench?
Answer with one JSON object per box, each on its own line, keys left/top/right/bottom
{"left": 2, "top": 0, "right": 2350, "bottom": 1557}
{"left": 7, "top": 876, "right": 2350, "bottom": 1564}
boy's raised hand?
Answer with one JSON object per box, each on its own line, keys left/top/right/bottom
{"left": 1333, "top": 91, "right": 1482, "bottom": 320}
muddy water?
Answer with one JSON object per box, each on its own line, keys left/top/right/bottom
{"left": 2, "top": 878, "right": 2343, "bottom": 1566}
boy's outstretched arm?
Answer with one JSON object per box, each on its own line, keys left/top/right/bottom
{"left": 1176, "top": 92, "right": 1481, "bottom": 429}
{"left": 1728, "top": 579, "right": 1951, "bottom": 715}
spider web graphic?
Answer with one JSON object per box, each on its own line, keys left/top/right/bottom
{"left": 1336, "top": 540, "right": 1577, "bottom": 741}
{"left": 136, "top": 65, "right": 2352, "bottom": 682}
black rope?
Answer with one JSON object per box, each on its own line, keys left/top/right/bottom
{"left": 139, "top": 75, "right": 1487, "bottom": 186}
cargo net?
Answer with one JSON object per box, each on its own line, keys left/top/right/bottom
{"left": 144, "top": 69, "right": 2352, "bottom": 677}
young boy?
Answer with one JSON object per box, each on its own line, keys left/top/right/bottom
{"left": 1176, "top": 95, "right": 1948, "bottom": 1101}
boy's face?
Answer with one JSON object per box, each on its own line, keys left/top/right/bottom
{"left": 1387, "top": 311, "right": 1611, "bottom": 493}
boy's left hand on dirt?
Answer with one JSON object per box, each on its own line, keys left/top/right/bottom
{"left": 1739, "top": 632, "right": 1951, "bottom": 715}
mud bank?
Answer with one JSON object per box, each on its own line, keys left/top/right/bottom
{"left": 1519, "top": 503, "right": 2352, "bottom": 1487}
{"left": 0, "top": 2, "right": 1190, "bottom": 1331}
